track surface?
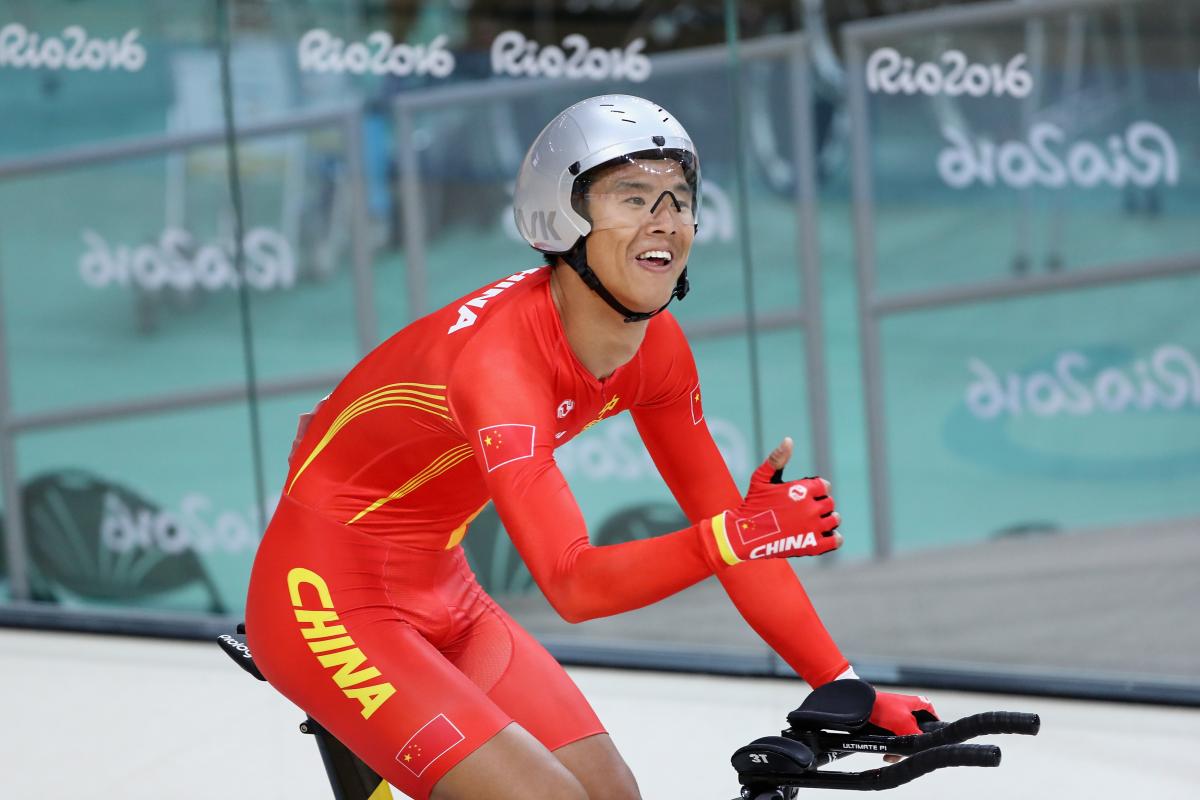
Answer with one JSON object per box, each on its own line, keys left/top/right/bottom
{"left": 1, "top": 628, "right": 1197, "bottom": 800}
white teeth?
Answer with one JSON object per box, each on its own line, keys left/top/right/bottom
{"left": 636, "top": 250, "right": 673, "bottom": 262}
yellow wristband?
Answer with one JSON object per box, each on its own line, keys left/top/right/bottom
{"left": 710, "top": 511, "right": 742, "bottom": 566}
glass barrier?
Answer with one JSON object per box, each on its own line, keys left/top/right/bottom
{"left": 880, "top": 275, "right": 1200, "bottom": 546}
{"left": 1, "top": 0, "right": 1196, "bottom": 703}
{"left": 0, "top": 152, "right": 253, "bottom": 415}
{"left": 0, "top": 0, "right": 259, "bottom": 621}
{"left": 15, "top": 405, "right": 261, "bottom": 614}
{"left": 855, "top": 5, "right": 1198, "bottom": 298}
{"left": 218, "top": 120, "right": 374, "bottom": 383}
{"left": 0, "top": 0, "right": 208, "bottom": 161}
{"left": 842, "top": 0, "right": 1200, "bottom": 688}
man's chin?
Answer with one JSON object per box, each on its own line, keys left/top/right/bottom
{"left": 607, "top": 270, "right": 684, "bottom": 316}
{"left": 616, "top": 291, "right": 676, "bottom": 317}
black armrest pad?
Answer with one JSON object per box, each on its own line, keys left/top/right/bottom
{"left": 786, "top": 679, "right": 876, "bottom": 732}
{"left": 732, "top": 735, "right": 816, "bottom": 778}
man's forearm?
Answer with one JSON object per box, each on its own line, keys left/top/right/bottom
{"left": 715, "top": 559, "right": 849, "bottom": 686}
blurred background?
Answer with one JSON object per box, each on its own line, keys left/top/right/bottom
{"left": 1, "top": 0, "right": 1197, "bottom": 709}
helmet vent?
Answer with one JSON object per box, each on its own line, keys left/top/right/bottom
{"left": 608, "top": 108, "right": 638, "bottom": 123}
{"left": 652, "top": 135, "right": 665, "bottom": 146}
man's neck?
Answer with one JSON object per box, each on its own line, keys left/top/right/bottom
{"left": 549, "top": 263, "right": 649, "bottom": 382}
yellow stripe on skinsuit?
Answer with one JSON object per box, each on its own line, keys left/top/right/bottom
{"left": 287, "top": 383, "right": 449, "bottom": 495}
{"left": 346, "top": 444, "right": 475, "bottom": 525}
{"left": 445, "top": 502, "right": 489, "bottom": 550}
{"left": 367, "top": 780, "right": 394, "bottom": 800}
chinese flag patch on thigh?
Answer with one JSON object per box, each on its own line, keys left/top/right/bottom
{"left": 396, "top": 713, "right": 466, "bottom": 777}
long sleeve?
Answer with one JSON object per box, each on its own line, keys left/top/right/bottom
{"left": 631, "top": 318, "right": 850, "bottom": 687}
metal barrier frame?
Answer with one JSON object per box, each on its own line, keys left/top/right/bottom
{"left": 842, "top": 0, "right": 1200, "bottom": 559}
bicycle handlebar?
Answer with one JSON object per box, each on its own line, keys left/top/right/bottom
{"left": 869, "top": 744, "right": 1001, "bottom": 790}
{"left": 811, "top": 710, "right": 1041, "bottom": 761}
{"left": 900, "top": 711, "right": 1041, "bottom": 749}
{"left": 747, "top": 744, "right": 1002, "bottom": 792}
{"left": 736, "top": 679, "right": 1040, "bottom": 794}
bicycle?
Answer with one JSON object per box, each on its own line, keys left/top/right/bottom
{"left": 731, "top": 675, "right": 1040, "bottom": 798}
{"left": 219, "top": 626, "right": 1039, "bottom": 800}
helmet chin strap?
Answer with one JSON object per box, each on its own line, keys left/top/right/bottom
{"left": 560, "top": 236, "right": 691, "bottom": 324}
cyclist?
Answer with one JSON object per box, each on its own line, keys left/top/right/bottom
{"left": 245, "top": 94, "right": 936, "bottom": 800}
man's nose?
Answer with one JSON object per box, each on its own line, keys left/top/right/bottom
{"left": 647, "top": 190, "right": 682, "bottom": 229}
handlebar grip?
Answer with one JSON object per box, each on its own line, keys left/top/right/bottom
{"left": 870, "top": 744, "right": 1001, "bottom": 790}
{"left": 938, "top": 711, "right": 1041, "bottom": 740}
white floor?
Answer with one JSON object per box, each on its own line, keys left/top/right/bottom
{"left": 1, "top": 629, "right": 1196, "bottom": 800}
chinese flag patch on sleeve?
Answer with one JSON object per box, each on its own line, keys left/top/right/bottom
{"left": 690, "top": 384, "right": 704, "bottom": 425}
{"left": 477, "top": 423, "right": 536, "bottom": 472}
{"left": 396, "top": 713, "right": 466, "bottom": 777}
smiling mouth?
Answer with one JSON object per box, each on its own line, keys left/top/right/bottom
{"left": 635, "top": 249, "right": 674, "bottom": 271}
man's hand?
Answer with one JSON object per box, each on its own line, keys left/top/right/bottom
{"left": 289, "top": 396, "right": 328, "bottom": 464}
{"left": 870, "top": 690, "right": 939, "bottom": 736}
{"left": 707, "top": 437, "right": 842, "bottom": 565}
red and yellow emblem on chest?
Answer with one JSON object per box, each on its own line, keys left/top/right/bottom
{"left": 581, "top": 395, "right": 621, "bottom": 432}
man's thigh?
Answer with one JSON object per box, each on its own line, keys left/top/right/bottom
{"left": 449, "top": 599, "right": 639, "bottom": 798}
{"left": 453, "top": 597, "right": 605, "bottom": 751}
{"left": 247, "top": 526, "right": 513, "bottom": 799}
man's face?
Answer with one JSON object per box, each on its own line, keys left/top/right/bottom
{"left": 581, "top": 158, "right": 696, "bottom": 314}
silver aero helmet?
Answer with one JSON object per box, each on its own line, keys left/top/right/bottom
{"left": 513, "top": 94, "right": 700, "bottom": 322}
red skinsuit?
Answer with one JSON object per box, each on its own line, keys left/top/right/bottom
{"left": 246, "top": 266, "right": 848, "bottom": 799}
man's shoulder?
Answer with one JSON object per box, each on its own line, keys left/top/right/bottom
{"left": 446, "top": 283, "right": 556, "bottom": 398}
{"left": 442, "top": 265, "right": 551, "bottom": 337}
{"left": 641, "top": 308, "right": 690, "bottom": 357}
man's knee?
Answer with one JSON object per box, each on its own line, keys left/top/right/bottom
{"left": 585, "top": 766, "right": 640, "bottom": 800}
{"left": 553, "top": 734, "right": 642, "bottom": 800}
{"left": 433, "top": 771, "right": 586, "bottom": 800}
{"left": 431, "top": 723, "right": 588, "bottom": 800}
